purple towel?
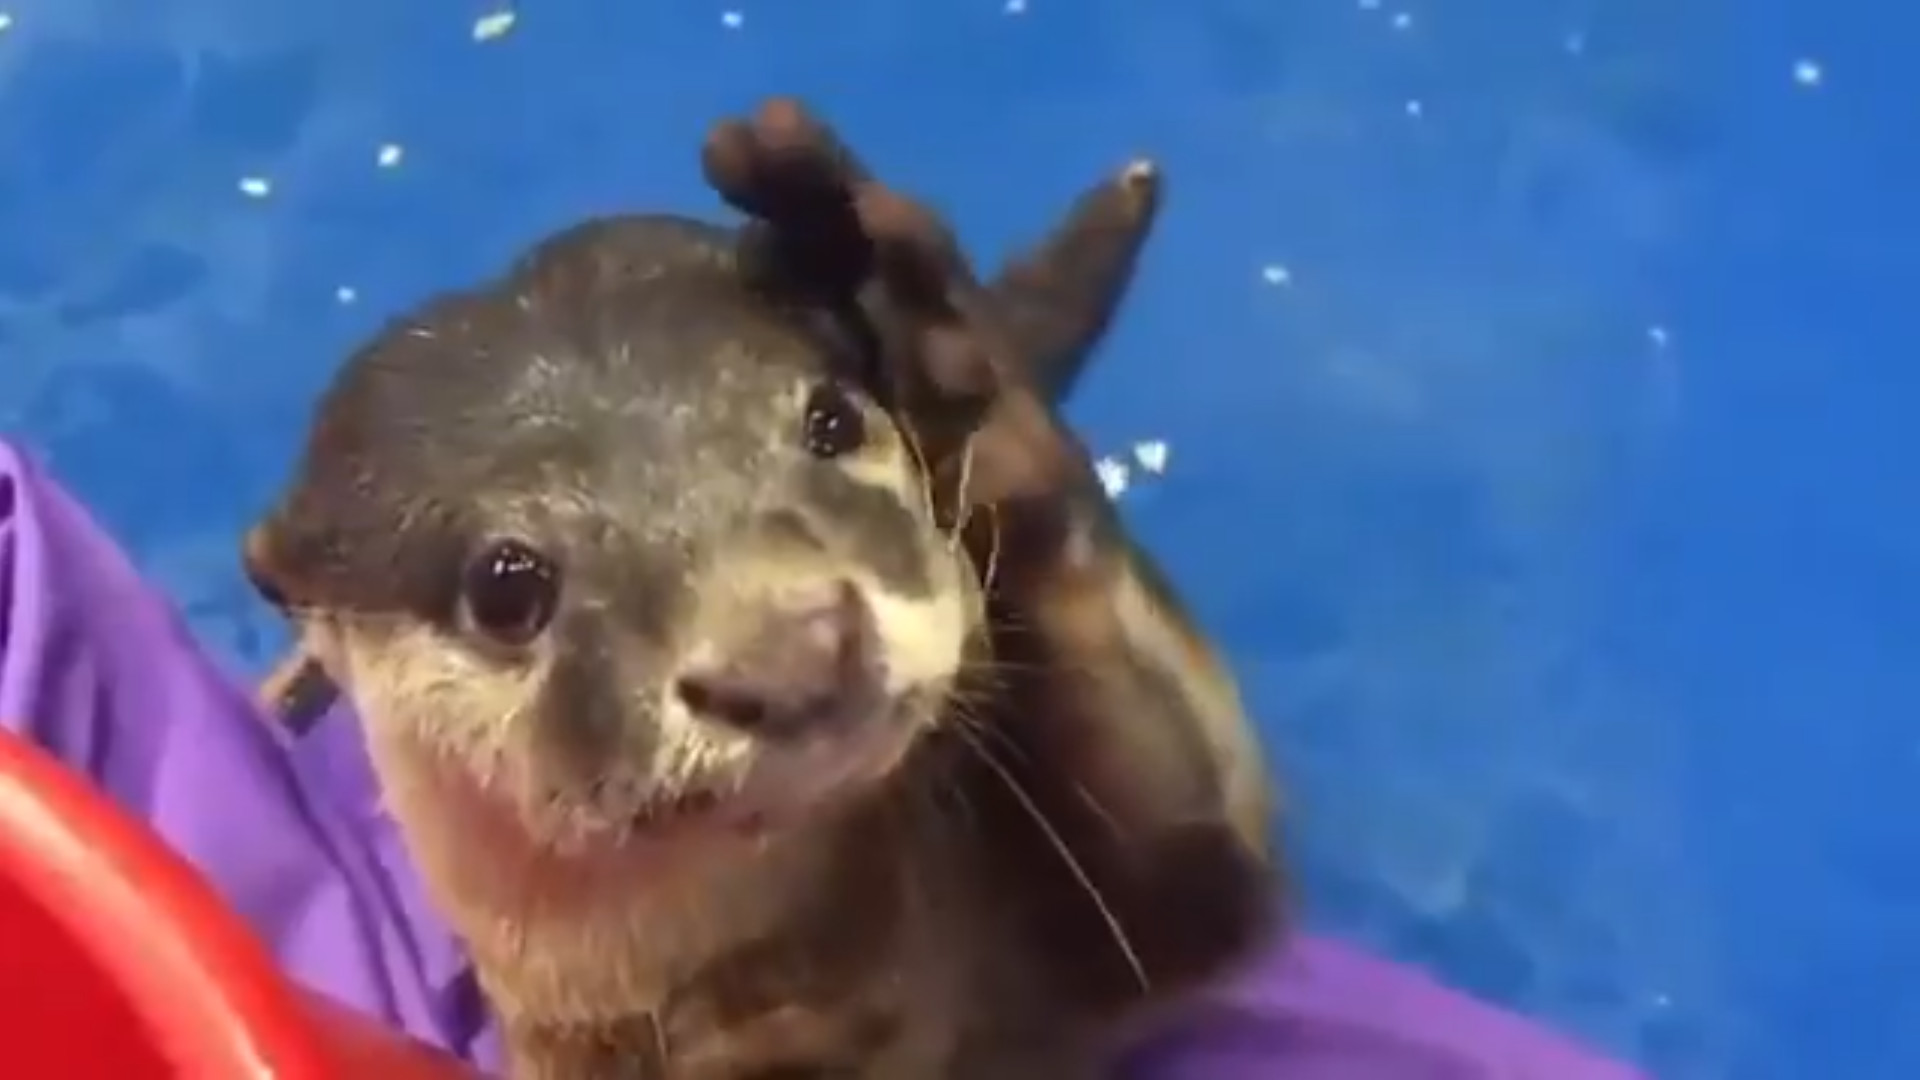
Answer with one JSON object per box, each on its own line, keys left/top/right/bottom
{"left": 0, "top": 438, "right": 1642, "bottom": 1078}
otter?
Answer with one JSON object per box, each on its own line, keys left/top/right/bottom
{"left": 246, "top": 100, "right": 1280, "bottom": 1079}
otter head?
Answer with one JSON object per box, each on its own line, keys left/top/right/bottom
{"left": 250, "top": 219, "right": 979, "bottom": 906}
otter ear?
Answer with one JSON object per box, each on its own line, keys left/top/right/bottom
{"left": 242, "top": 506, "right": 340, "bottom": 624}
{"left": 242, "top": 518, "right": 293, "bottom": 610}
{"left": 256, "top": 650, "right": 339, "bottom": 734}
{"left": 243, "top": 514, "right": 343, "bottom": 732}
{"left": 985, "top": 160, "right": 1163, "bottom": 403}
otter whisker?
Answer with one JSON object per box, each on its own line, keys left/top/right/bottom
{"left": 901, "top": 717, "right": 982, "bottom": 835}
{"left": 970, "top": 652, "right": 1129, "bottom": 688}
{"left": 944, "top": 717, "right": 1150, "bottom": 996}
{"left": 947, "top": 433, "right": 981, "bottom": 546}
{"left": 649, "top": 1009, "right": 671, "bottom": 1075}
{"left": 1066, "top": 781, "right": 1126, "bottom": 841}
{"left": 943, "top": 694, "right": 1028, "bottom": 766}
{"left": 977, "top": 502, "right": 1008, "bottom": 600}
{"left": 949, "top": 698, "right": 1125, "bottom": 845}
{"left": 898, "top": 420, "right": 1001, "bottom": 638}
{"left": 897, "top": 420, "right": 943, "bottom": 533}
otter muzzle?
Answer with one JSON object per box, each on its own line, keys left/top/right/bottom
{"left": 672, "top": 579, "right": 879, "bottom": 741}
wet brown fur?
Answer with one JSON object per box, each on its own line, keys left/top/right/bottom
{"left": 246, "top": 99, "right": 1281, "bottom": 1079}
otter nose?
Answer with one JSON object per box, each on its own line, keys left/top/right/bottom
{"left": 674, "top": 581, "right": 872, "bottom": 739}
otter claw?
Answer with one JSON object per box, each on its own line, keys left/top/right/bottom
{"left": 987, "top": 159, "right": 1165, "bottom": 399}
{"left": 750, "top": 97, "right": 871, "bottom": 184}
{"left": 703, "top": 98, "right": 1002, "bottom": 432}
{"left": 1118, "top": 158, "right": 1160, "bottom": 194}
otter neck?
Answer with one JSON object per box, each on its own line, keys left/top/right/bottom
{"left": 425, "top": 787, "right": 947, "bottom": 1078}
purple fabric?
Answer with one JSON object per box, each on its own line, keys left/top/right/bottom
{"left": 0, "top": 437, "right": 1644, "bottom": 1079}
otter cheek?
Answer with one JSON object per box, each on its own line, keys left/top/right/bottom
{"left": 860, "top": 574, "right": 972, "bottom": 701}
{"left": 723, "top": 707, "right": 920, "bottom": 826}
{"left": 537, "top": 641, "right": 655, "bottom": 781}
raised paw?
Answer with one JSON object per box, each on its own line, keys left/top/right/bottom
{"left": 699, "top": 99, "right": 1127, "bottom": 595}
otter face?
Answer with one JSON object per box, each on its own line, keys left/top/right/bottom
{"left": 270, "top": 220, "right": 978, "bottom": 862}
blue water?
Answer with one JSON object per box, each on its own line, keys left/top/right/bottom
{"left": 0, "top": 1, "right": 1911, "bottom": 1076}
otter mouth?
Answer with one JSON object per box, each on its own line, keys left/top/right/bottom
{"left": 625, "top": 786, "right": 768, "bottom": 835}
{"left": 619, "top": 702, "right": 931, "bottom": 841}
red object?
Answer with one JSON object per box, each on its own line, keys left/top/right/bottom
{"left": 0, "top": 727, "right": 485, "bottom": 1078}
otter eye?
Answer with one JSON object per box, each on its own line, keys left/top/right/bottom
{"left": 462, "top": 539, "right": 560, "bottom": 646}
{"left": 801, "top": 381, "right": 868, "bottom": 459}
